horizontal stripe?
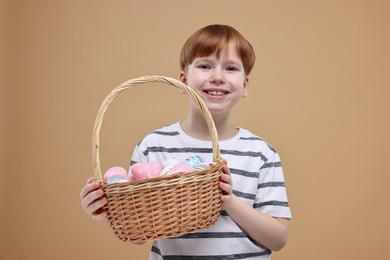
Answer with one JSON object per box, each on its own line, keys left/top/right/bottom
{"left": 239, "top": 136, "right": 263, "bottom": 141}
{"left": 220, "top": 210, "right": 228, "bottom": 216}
{"left": 261, "top": 161, "right": 281, "bottom": 169}
{"left": 151, "top": 130, "right": 180, "bottom": 136}
{"left": 171, "top": 232, "right": 259, "bottom": 248}
{"left": 221, "top": 149, "right": 268, "bottom": 161}
{"left": 233, "top": 190, "right": 256, "bottom": 200}
{"left": 151, "top": 246, "right": 271, "bottom": 260}
{"left": 172, "top": 232, "right": 248, "bottom": 239}
{"left": 142, "top": 147, "right": 269, "bottom": 162}
{"left": 230, "top": 168, "right": 259, "bottom": 178}
{"left": 258, "top": 181, "right": 285, "bottom": 189}
{"left": 254, "top": 200, "right": 289, "bottom": 208}
{"left": 239, "top": 137, "right": 276, "bottom": 153}
{"left": 143, "top": 147, "right": 213, "bottom": 156}
{"left": 129, "top": 160, "right": 137, "bottom": 166}
{"left": 137, "top": 131, "right": 180, "bottom": 145}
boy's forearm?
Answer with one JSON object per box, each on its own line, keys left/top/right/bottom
{"left": 223, "top": 194, "right": 289, "bottom": 251}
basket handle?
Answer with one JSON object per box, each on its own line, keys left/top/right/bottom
{"left": 92, "top": 75, "right": 221, "bottom": 180}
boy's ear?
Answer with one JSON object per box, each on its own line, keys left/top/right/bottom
{"left": 179, "top": 71, "right": 187, "bottom": 84}
{"left": 242, "top": 77, "right": 250, "bottom": 98}
{"left": 178, "top": 72, "right": 187, "bottom": 95}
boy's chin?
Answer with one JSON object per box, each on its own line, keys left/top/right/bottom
{"left": 208, "top": 108, "right": 231, "bottom": 117}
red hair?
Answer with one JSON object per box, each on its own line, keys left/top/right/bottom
{"left": 180, "top": 24, "right": 256, "bottom": 75}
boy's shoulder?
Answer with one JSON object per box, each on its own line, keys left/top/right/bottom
{"left": 137, "top": 122, "right": 180, "bottom": 144}
{"left": 237, "top": 127, "right": 277, "bottom": 154}
{"left": 148, "top": 122, "right": 180, "bottom": 136}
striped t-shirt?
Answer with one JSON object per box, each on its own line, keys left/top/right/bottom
{"left": 130, "top": 122, "right": 292, "bottom": 260}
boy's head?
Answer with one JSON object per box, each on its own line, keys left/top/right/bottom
{"left": 180, "top": 24, "right": 256, "bottom": 76}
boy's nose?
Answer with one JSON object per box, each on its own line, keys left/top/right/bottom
{"left": 210, "top": 69, "right": 225, "bottom": 84}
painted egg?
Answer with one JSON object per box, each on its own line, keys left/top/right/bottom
{"left": 160, "top": 158, "right": 180, "bottom": 176}
{"left": 131, "top": 161, "right": 162, "bottom": 180}
{"left": 193, "top": 162, "right": 211, "bottom": 171}
{"left": 183, "top": 155, "right": 205, "bottom": 169}
{"left": 107, "top": 175, "right": 129, "bottom": 184}
{"left": 169, "top": 162, "right": 193, "bottom": 174}
{"left": 103, "top": 166, "right": 128, "bottom": 182}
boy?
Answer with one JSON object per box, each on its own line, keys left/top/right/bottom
{"left": 81, "top": 24, "right": 291, "bottom": 259}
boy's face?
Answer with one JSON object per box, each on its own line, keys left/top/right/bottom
{"left": 180, "top": 43, "right": 249, "bottom": 116}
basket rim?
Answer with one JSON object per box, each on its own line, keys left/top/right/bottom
{"left": 101, "top": 160, "right": 223, "bottom": 193}
{"left": 92, "top": 75, "right": 222, "bottom": 180}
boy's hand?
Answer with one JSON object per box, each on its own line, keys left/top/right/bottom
{"left": 220, "top": 159, "right": 233, "bottom": 208}
{"left": 80, "top": 177, "right": 108, "bottom": 221}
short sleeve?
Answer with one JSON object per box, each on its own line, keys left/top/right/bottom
{"left": 254, "top": 152, "right": 292, "bottom": 219}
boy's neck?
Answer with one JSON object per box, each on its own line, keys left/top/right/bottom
{"left": 181, "top": 112, "right": 238, "bottom": 141}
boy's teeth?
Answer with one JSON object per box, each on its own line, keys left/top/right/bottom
{"left": 208, "top": 90, "right": 225, "bottom": 96}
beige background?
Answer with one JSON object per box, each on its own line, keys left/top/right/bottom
{"left": 2, "top": 0, "right": 389, "bottom": 259}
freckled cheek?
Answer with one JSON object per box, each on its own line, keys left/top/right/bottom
{"left": 186, "top": 77, "right": 207, "bottom": 90}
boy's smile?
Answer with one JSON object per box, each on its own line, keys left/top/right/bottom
{"left": 204, "top": 89, "right": 229, "bottom": 96}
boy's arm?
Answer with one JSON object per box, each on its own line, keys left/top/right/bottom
{"left": 220, "top": 161, "right": 290, "bottom": 251}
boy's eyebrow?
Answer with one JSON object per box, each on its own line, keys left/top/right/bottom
{"left": 226, "top": 59, "right": 243, "bottom": 65}
{"left": 223, "top": 59, "right": 245, "bottom": 69}
{"left": 194, "top": 57, "right": 243, "bottom": 65}
{"left": 193, "top": 57, "right": 213, "bottom": 62}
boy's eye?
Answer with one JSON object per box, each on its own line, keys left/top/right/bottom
{"left": 226, "top": 66, "right": 238, "bottom": 72}
{"left": 198, "top": 64, "right": 211, "bottom": 70}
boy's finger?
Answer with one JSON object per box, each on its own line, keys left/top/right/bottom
{"left": 87, "top": 195, "right": 108, "bottom": 214}
{"left": 86, "top": 176, "right": 98, "bottom": 184}
{"left": 80, "top": 180, "right": 100, "bottom": 200}
{"left": 92, "top": 211, "right": 108, "bottom": 221}
{"left": 82, "top": 188, "right": 104, "bottom": 208}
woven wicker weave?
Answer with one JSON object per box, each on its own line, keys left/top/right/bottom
{"left": 92, "top": 75, "right": 223, "bottom": 242}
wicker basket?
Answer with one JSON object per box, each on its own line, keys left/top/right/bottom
{"left": 92, "top": 75, "right": 223, "bottom": 243}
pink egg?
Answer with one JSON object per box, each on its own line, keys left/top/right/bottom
{"left": 131, "top": 161, "right": 162, "bottom": 180}
{"left": 103, "top": 166, "right": 128, "bottom": 182}
{"left": 169, "top": 162, "right": 193, "bottom": 174}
